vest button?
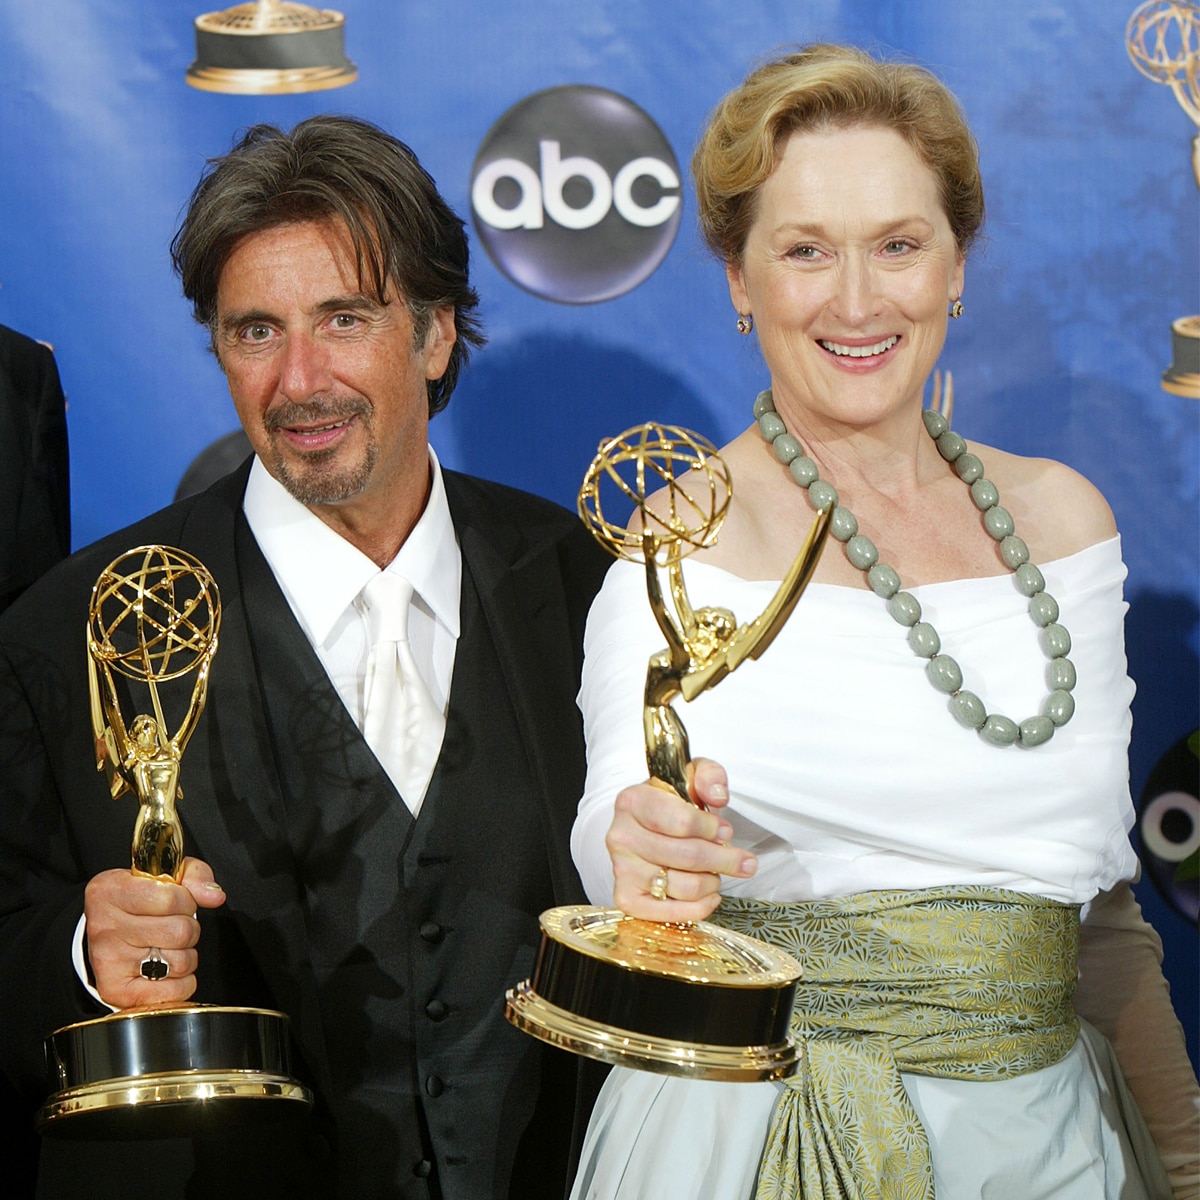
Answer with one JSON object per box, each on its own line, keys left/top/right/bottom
{"left": 305, "top": 1133, "right": 332, "bottom": 1161}
{"left": 425, "top": 999, "right": 448, "bottom": 1021}
{"left": 419, "top": 921, "right": 444, "bottom": 943}
{"left": 413, "top": 1159, "right": 433, "bottom": 1178}
{"left": 425, "top": 1074, "right": 444, "bottom": 1097}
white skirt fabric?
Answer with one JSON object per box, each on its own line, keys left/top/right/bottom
{"left": 571, "top": 1025, "right": 1170, "bottom": 1200}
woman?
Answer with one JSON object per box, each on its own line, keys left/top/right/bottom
{"left": 569, "top": 45, "right": 1198, "bottom": 1200}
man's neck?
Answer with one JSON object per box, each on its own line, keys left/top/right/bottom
{"left": 305, "top": 467, "right": 433, "bottom": 568}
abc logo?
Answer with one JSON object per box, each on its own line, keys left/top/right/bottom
{"left": 470, "top": 85, "right": 682, "bottom": 304}
{"left": 1138, "top": 733, "right": 1199, "bottom": 924}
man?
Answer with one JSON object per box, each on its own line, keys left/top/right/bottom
{"left": 0, "top": 322, "right": 71, "bottom": 1195}
{"left": 0, "top": 116, "right": 610, "bottom": 1198}
{"left": 0, "top": 324, "right": 70, "bottom": 614}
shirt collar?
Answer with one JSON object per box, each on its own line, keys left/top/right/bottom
{"left": 243, "top": 448, "right": 461, "bottom": 648}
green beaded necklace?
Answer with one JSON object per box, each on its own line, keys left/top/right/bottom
{"left": 753, "top": 388, "right": 1076, "bottom": 748}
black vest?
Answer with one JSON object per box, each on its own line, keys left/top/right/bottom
{"left": 247, "top": 546, "right": 569, "bottom": 1198}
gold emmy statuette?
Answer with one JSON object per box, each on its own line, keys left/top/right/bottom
{"left": 1127, "top": 1, "right": 1200, "bottom": 397}
{"left": 186, "top": 0, "right": 357, "bottom": 94}
{"left": 37, "top": 546, "right": 312, "bottom": 1137}
{"left": 506, "top": 425, "right": 832, "bottom": 1081}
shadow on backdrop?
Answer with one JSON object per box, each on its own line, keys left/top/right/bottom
{"left": 443, "top": 333, "right": 720, "bottom": 517}
{"left": 176, "top": 429, "right": 253, "bottom": 502}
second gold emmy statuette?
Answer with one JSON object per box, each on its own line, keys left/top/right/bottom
{"left": 38, "top": 546, "right": 312, "bottom": 1137}
{"left": 1126, "top": 1, "right": 1200, "bottom": 397}
{"left": 507, "top": 425, "right": 832, "bottom": 1081}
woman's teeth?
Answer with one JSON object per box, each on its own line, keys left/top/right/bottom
{"left": 819, "top": 336, "right": 898, "bottom": 358}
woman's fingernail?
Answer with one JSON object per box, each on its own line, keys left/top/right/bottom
{"left": 739, "top": 857, "right": 757, "bottom": 877}
{"left": 709, "top": 783, "right": 729, "bottom": 802}
{"left": 203, "top": 882, "right": 224, "bottom": 891}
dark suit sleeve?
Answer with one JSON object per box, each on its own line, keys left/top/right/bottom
{"left": 0, "top": 489, "right": 218, "bottom": 1104}
{"left": 0, "top": 609, "right": 119, "bottom": 1100}
{"left": 0, "top": 326, "right": 71, "bottom": 613}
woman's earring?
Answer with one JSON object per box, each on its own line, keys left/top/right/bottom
{"left": 949, "top": 299, "right": 964, "bottom": 319}
{"left": 736, "top": 313, "right": 754, "bottom": 335}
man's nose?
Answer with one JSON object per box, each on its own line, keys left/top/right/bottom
{"left": 278, "top": 333, "right": 332, "bottom": 400}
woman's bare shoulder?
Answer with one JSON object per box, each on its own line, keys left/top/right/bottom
{"left": 969, "top": 441, "right": 1117, "bottom": 560}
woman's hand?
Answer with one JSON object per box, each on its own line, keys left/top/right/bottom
{"left": 606, "top": 759, "right": 757, "bottom": 922}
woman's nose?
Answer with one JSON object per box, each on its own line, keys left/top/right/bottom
{"left": 831, "top": 258, "right": 881, "bottom": 324}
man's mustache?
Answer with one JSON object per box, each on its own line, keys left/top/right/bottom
{"left": 263, "top": 397, "right": 371, "bottom": 433}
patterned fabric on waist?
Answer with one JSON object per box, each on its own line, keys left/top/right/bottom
{"left": 711, "top": 886, "right": 1081, "bottom": 1199}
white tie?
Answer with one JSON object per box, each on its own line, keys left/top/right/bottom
{"left": 361, "top": 573, "right": 445, "bottom": 815}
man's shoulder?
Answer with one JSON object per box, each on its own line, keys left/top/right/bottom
{"left": 442, "top": 469, "right": 610, "bottom": 594}
{"left": 0, "top": 323, "right": 54, "bottom": 367}
{"left": 442, "top": 469, "right": 576, "bottom": 529}
{"left": 442, "top": 469, "right": 595, "bottom": 556}
{"left": 0, "top": 323, "right": 60, "bottom": 397}
{"left": 0, "top": 469, "right": 247, "bottom": 639}
{"left": 72, "top": 468, "right": 245, "bottom": 572}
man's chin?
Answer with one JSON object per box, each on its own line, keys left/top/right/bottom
{"left": 271, "top": 451, "right": 373, "bottom": 508}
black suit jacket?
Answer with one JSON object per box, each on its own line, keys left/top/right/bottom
{"left": 0, "top": 324, "right": 70, "bottom": 613}
{"left": 0, "top": 462, "right": 609, "bottom": 1198}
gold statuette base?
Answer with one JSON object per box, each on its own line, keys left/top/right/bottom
{"left": 185, "top": 63, "right": 357, "bottom": 93}
{"left": 1162, "top": 315, "right": 1200, "bottom": 399}
{"left": 505, "top": 906, "right": 801, "bottom": 1082}
{"left": 507, "top": 983, "right": 797, "bottom": 1082}
{"left": 39, "top": 1005, "right": 312, "bottom": 1138}
{"left": 38, "top": 1071, "right": 312, "bottom": 1138}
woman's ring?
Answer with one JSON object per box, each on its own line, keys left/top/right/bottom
{"left": 649, "top": 869, "right": 669, "bottom": 901}
{"left": 139, "top": 947, "right": 169, "bottom": 981}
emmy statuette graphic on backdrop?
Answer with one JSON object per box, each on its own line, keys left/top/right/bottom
{"left": 1127, "top": 0, "right": 1200, "bottom": 398}
{"left": 38, "top": 546, "right": 312, "bottom": 1136}
{"left": 186, "top": 0, "right": 357, "bottom": 94}
{"left": 506, "top": 425, "right": 832, "bottom": 1081}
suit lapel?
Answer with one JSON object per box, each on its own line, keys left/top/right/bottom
{"left": 169, "top": 470, "right": 333, "bottom": 1090}
{"left": 445, "top": 476, "right": 593, "bottom": 905}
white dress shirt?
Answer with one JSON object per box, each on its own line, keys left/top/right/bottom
{"left": 243, "top": 450, "right": 461, "bottom": 731}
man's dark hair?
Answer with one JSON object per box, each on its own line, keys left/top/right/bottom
{"left": 170, "top": 114, "right": 485, "bottom": 416}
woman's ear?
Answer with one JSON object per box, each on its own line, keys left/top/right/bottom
{"left": 725, "top": 258, "right": 750, "bottom": 316}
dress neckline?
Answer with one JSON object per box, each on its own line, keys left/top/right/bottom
{"left": 674, "top": 535, "right": 1122, "bottom": 595}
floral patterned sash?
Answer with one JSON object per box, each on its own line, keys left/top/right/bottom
{"left": 712, "top": 887, "right": 1081, "bottom": 1199}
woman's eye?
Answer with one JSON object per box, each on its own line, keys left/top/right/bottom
{"left": 789, "top": 244, "right": 820, "bottom": 260}
{"left": 883, "top": 239, "right": 915, "bottom": 256}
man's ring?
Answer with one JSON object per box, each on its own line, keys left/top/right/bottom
{"left": 140, "top": 948, "right": 169, "bottom": 981}
{"left": 649, "top": 869, "right": 669, "bottom": 901}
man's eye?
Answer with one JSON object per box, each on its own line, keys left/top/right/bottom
{"left": 331, "top": 313, "right": 360, "bottom": 329}
{"left": 240, "top": 323, "right": 272, "bottom": 342}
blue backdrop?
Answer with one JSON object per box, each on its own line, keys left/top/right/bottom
{"left": 1, "top": 1, "right": 1196, "bottom": 1062}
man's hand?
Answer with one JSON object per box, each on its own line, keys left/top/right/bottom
{"left": 606, "top": 759, "right": 756, "bottom": 923}
{"left": 83, "top": 857, "right": 226, "bottom": 1009}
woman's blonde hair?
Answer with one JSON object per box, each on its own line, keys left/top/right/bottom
{"left": 693, "top": 44, "right": 984, "bottom": 261}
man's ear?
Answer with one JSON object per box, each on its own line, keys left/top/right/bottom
{"left": 423, "top": 305, "right": 457, "bottom": 382}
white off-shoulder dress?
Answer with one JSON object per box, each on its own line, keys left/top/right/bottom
{"left": 569, "top": 537, "right": 1164, "bottom": 1200}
